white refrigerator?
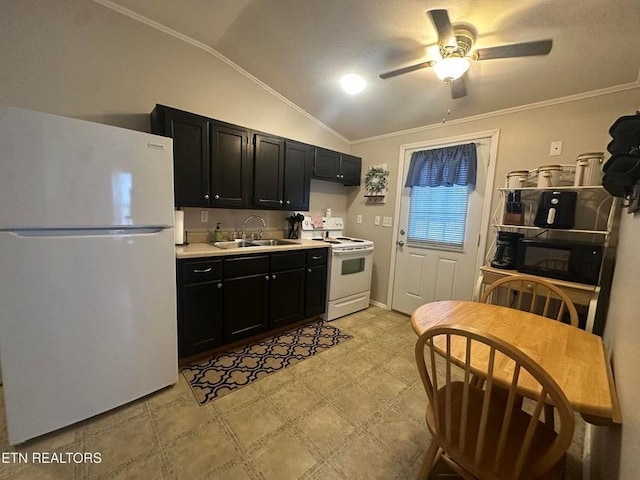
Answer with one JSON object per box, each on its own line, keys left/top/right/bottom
{"left": 0, "top": 106, "right": 178, "bottom": 445}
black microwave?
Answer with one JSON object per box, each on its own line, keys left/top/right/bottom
{"left": 515, "top": 239, "right": 603, "bottom": 285}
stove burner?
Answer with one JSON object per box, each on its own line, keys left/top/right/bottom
{"left": 325, "top": 240, "right": 340, "bottom": 244}
{"left": 350, "top": 239, "right": 365, "bottom": 242}
{"left": 312, "top": 238, "right": 324, "bottom": 241}
{"left": 336, "top": 237, "right": 351, "bottom": 240}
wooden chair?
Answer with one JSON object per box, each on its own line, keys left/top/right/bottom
{"left": 480, "top": 274, "right": 579, "bottom": 328}
{"left": 415, "top": 325, "right": 575, "bottom": 480}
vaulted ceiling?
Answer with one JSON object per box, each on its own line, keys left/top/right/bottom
{"left": 107, "top": 0, "right": 640, "bottom": 141}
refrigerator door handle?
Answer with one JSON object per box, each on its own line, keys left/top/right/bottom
{"left": 7, "top": 226, "right": 171, "bottom": 237}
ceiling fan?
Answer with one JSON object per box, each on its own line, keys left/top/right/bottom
{"left": 379, "top": 9, "right": 553, "bottom": 99}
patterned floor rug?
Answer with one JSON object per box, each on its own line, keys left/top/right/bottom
{"left": 182, "top": 320, "right": 352, "bottom": 405}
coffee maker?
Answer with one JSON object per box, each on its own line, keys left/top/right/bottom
{"left": 491, "top": 232, "right": 524, "bottom": 269}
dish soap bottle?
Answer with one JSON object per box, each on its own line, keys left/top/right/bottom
{"left": 214, "top": 223, "right": 223, "bottom": 242}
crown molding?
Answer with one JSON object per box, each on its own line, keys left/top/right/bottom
{"left": 352, "top": 81, "right": 640, "bottom": 145}
{"left": 90, "top": 0, "right": 349, "bottom": 145}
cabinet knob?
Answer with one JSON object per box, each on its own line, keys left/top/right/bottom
{"left": 272, "top": 274, "right": 277, "bottom": 279}
{"left": 285, "top": 200, "right": 290, "bottom": 205}
{"left": 308, "top": 268, "right": 312, "bottom": 273}
{"left": 217, "top": 283, "right": 222, "bottom": 289}
{"left": 204, "top": 194, "right": 210, "bottom": 200}
{"left": 214, "top": 194, "right": 220, "bottom": 200}
{"left": 265, "top": 275, "right": 269, "bottom": 281}
{"left": 279, "top": 200, "right": 283, "bottom": 204}
{"left": 336, "top": 174, "right": 340, "bottom": 178}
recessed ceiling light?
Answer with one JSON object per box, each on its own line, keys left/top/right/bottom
{"left": 340, "top": 74, "right": 366, "bottom": 94}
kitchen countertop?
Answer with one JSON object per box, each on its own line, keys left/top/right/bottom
{"left": 175, "top": 239, "right": 330, "bottom": 259}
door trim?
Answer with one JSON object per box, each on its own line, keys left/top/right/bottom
{"left": 387, "top": 129, "right": 500, "bottom": 310}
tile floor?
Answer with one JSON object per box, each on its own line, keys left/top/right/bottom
{"left": 0, "top": 307, "right": 584, "bottom": 479}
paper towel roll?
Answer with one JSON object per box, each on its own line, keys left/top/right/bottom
{"left": 174, "top": 210, "right": 185, "bottom": 245}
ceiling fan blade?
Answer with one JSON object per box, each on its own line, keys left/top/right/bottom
{"left": 379, "top": 61, "right": 435, "bottom": 80}
{"left": 451, "top": 75, "right": 467, "bottom": 99}
{"left": 428, "top": 9, "right": 456, "bottom": 47}
{"left": 473, "top": 39, "right": 552, "bottom": 60}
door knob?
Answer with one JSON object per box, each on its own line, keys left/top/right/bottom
{"left": 400, "top": 229, "right": 405, "bottom": 235}
{"left": 396, "top": 240, "right": 405, "bottom": 247}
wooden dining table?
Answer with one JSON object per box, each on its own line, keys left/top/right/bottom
{"left": 411, "top": 300, "right": 621, "bottom": 424}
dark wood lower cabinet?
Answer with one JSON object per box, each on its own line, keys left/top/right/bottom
{"left": 181, "top": 282, "right": 223, "bottom": 357}
{"left": 305, "top": 265, "right": 327, "bottom": 317}
{"left": 269, "top": 268, "right": 305, "bottom": 328}
{"left": 177, "top": 259, "right": 223, "bottom": 357}
{"left": 176, "top": 247, "right": 329, "bottom": 358}
{"left": 223, "top": 274, "right": 269, "bottom": 342}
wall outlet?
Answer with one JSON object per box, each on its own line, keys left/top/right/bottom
{"left": 374, "top": 216, "right": 381, "bottom": 225}
{"left": 356, "top": 214, "right": 363, "bottom": 224}
{"left": 200, "top": 210, "right": 209, "bottom": 223}
{"left": 382, "top": 216, "right": 393, "bottom": 227}
{"left": 550, "top": 140, "right": 563, "bottom": 156}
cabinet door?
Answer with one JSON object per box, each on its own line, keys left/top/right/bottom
{"left": 313, "top": 148, "right": 341, "bottom": 180}
{"left": 284, "top": 142, "right": 311, "bottom": 210}
{"left": 269, "top": 269, "right": 305, "bottom": 328}
{"left": 340, "top": 154, "right": 362, "bottom": 186}
{"left": 210, "top": 123, "right": 249, "bottom": 208}
{"left": 181, "top": 281, "right": 223, "bottom": 357}
{"left": 305, "top": 265, "right": 327, "bottom": 317}
{"left": 224, "top": 274, "right": 269, "bottom": 342}
{"left": 154, "top": 108, "right": 210, "bottom": 207}
{"left": 253, "top": 135, "right": 284, "bottom": 208}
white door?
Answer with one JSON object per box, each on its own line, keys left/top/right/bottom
{"left": 391, "top": 136, "right": 493, "bottom": 315}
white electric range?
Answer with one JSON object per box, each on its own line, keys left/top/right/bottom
{"left": 300, "top": 216, "right": 374, "bottom": 320}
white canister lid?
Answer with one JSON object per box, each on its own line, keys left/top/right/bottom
{"left": 539, "top": 164, "right": 563, "bottom": 172}
{"left": 507, "top": 169, "right": 529, "bottom": 177}
{"left": 576, "top": 152, "right": 604, "bottom": 162}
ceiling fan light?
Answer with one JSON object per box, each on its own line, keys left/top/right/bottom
{"left": 340, "top": 74, "right": 366, "bottom": 94}
{"left": 432, "top": 57, "right": 470, "bottom": 81}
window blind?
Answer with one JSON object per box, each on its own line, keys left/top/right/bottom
{"left": 407, "top": 184, "right": 470, "bottom": 252}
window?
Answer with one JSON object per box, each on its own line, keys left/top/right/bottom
{"left": 407, "top": 184, "right": 470, "bottom": 252}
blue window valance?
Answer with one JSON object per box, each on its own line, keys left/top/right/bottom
{"left": 404, "top": 143, "right": 477, "bottom": 188}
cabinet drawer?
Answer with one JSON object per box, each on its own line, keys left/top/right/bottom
{"left": 271, "top": 251, "right": 306, "bottom": 272}
{"left": 306, "top": 248, "right": 328, "bottom": 266}
{"left": 182, "top": 259, "right": 222, "bottom": 284}
{"left": 224, "top": 255, "right": 269, "bottom": 278}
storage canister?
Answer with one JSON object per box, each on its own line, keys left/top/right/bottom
{"left": 537, "top": 164, "right": 563, "bottom": 187}
{"left": 574, "top": 152, "right": 605, "bottom": 186}
{"left": 506, "top": 170, "right": 529, "bottom": 188}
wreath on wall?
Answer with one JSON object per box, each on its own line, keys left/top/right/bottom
{"left": 364, "top": 165, "right": 390, "bottom": 195}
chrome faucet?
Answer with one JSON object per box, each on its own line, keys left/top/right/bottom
{"left": 242, "top": 215, "right": 266, "bottom": 242}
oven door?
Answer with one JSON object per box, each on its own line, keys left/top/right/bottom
{"left": 328, "top": 246, "right": 374, "bottom": 301}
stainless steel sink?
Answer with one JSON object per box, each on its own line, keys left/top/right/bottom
{"left": 213, "top": 239, "right": 298, "bottom": 249}
{"left": 213, "top": 241, "right": 259, "bottom": 249}
{"left": 249, "top": 239, "right": 298, "bottom": 246}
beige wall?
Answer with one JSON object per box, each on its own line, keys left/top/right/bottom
{"left": 587, "top": 210, "right": 640, "bottom": 479}
{"left": 348, "top": 88, "right": 640, "bottom": 306}
{"left": 0, "top": 0, "right": 351, "bottom": 233}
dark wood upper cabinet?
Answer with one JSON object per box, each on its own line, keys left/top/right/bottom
{"left": 151, "top": 105, "right": 250, "bottom": 208}
{"left": 152, "top": 104, "right": 357, "bottom": 209}
{"left": 151, "top": 106, "right": 210, "bottom": 207}
{"left": 210, "top": 122, "right": 250, "bottom": 208}
{"left": 283, "top": 141, "right": 311, "bottom": 210}
{"left": 339, "top": 153, "right": 362, "bottom": 186}
{"left": 253, "top": 134, "right": 285, "bottom": 209}
{"left": 313, "top": 148, "right": 361, "bottom": 186}
{"left": 313, "top": 148, "right": 341, "bottom": 180}
{"left": 253, "top": 135, "right": 311, "bottom": 210}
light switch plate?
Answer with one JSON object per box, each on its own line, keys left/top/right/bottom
{"left": 374, "top": 216, "right": 380, "bottom": 225}
{"left": 382, "top": 216, "right": 392, "bottom": 227}
{"left": 550, "top": 140, "right": 563, "bottom": 156}
{"left": 200, "top": 210, "right": 209, "bottom": 223}
{"left": 356, "top": 214, "right": 363, "bottom": 224}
